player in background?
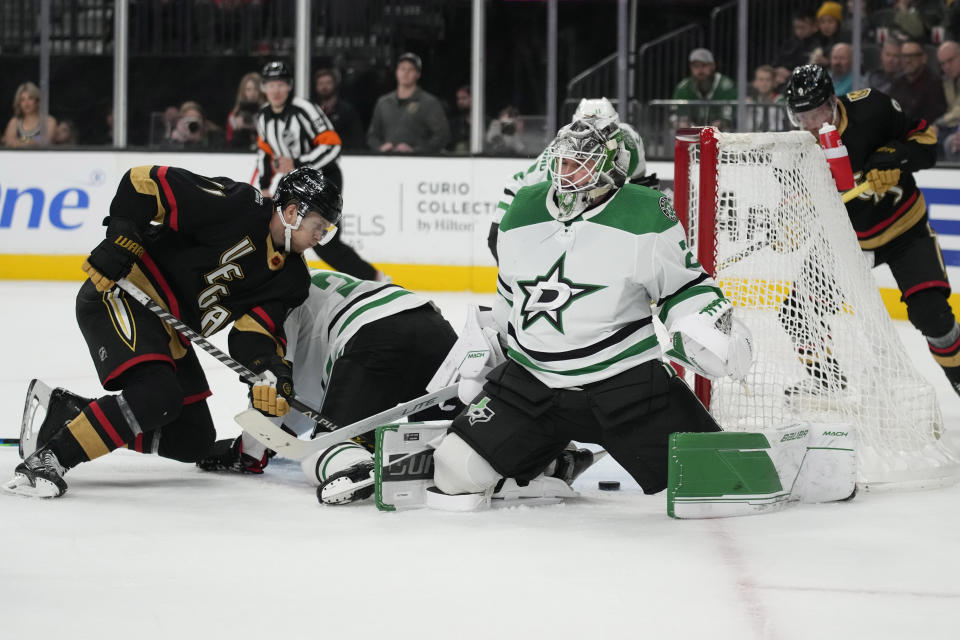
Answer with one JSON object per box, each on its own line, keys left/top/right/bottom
{"left": 486, "top": 97, "right": 655, "bottom": 262}
{"left": 4, "top": 167, "right": 342, "bottom": 498}
{"left": 426, "top": 115, "right": 753, "bottom": 510}
{"left": 782, "top": 64, "right": 960, "bottom": 396}
{"left": 256, "top": 60, "right": 384, "bottom": 282}
{"left": 198, "top": 269, "right": 461, "bottom": 503}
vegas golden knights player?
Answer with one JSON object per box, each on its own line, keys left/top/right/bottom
{"left": 4, "top": 166, "right": 342, "bottom": 498}
{"left": 782, "top": 64, "right": 960, "bottom": 396}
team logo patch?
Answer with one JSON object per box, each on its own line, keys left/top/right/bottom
{"left": 517, "top": 253, "right": 604, "bottom": 333}
{"left": 890, "top": 98, "right": 902, "bottom": 112}
{"left": 467, "top": 397, "right": 495, "bottom": 425}
{"left": 102, "top": 290, "right": 137, "bottom": 351}
{"left": 659, "top": 196, "right": 678, "bottom": 222}
{"left": 846, "top": 88, "right": 870, "bottom": 101}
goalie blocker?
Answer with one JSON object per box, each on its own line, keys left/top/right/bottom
{"left": 667, "top": 423, "right": 857, "bottom": 518}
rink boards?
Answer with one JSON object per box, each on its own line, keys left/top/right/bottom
{"left": 0, "top": 149, "right": 958, "bottom": 318}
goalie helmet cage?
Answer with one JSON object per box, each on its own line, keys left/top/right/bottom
{"left": 673, "top": 126, "right": 960, "bottom": 490}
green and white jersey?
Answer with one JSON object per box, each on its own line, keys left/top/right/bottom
{"left": 495, "top": 182, "right": 725, "bottom": 388}
{"left": 494, "top": 124, "right": 644, "bottom": 225}
{"left": 282, "top": 269, "right": 431, "bottom": 425}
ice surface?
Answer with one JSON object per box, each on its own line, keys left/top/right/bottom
{"left": 1, "top": 282, "right": 959, "bottom": 639}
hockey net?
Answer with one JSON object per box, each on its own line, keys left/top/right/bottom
{"left": 673, "top": 127, "right": 960, "bottom": 489}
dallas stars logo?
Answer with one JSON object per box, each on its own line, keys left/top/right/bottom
{"left": 517, "top": 254, "right": 604, "bottom": 333}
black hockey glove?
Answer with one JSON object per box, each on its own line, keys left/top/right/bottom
{"left": 863, "top": 141, "right": 908, "bottom": 196}
{"left": 247, "top": 354, "right": 295, "bottom": 417}
{"left": 82, "top": 217, "right": 145, "bottom": 292}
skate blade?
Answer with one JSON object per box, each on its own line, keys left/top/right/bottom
{"left": 320, "top": 476, "right": 374, "bottom": 505}
{"left": 2, "top": 473, "right": 63, "bottom": 499}
{"left": 19, "top": 379, "right": 53, "bottom": 460}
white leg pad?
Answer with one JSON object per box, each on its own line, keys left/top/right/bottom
{"left": 432, "top": 433, "right": 502, "bottom": 495}
{"left": 300, "top": 440, "right": 372, "bottom": 487}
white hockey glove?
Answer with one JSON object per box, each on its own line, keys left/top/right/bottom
{"left": 665, "top": 299, "right": 753, "bottom": 380}
{"left": 427, "top": 305, "right": 506, "bottom": 404}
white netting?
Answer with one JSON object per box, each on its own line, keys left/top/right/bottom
{"left": 683, "top": 130, "right": 960, "bottom": 489}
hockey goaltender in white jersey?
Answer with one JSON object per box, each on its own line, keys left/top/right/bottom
{"left": 426, "top": 114, "right": 857, "bottom": 515}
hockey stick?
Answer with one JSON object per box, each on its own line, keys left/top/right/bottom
{"left": 715, "top": 182, "right": 869, "bottom": 272}
{"left": 0, "top": 438, "right": 19, "bottom": 447}
{"left": 233, "top": 382, "right": 458, "bottom": 460}
{"left": 840, "top": 181, "right": 871, "bottom": 204}
{"left": 115, "top": 277, "right": 340, "bottom": 433}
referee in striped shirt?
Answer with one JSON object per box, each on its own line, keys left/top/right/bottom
{"left": 256, "top": 61, "right": 382, "bottom": 281}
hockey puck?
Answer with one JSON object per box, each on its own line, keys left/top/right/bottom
{"left": 598, "top": 481, "right": 620, "bottom": 491}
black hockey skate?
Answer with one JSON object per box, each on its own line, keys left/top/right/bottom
{"left": 4, "top": 447, "right": 68, "bottom": 498}
{"left": 317, "top": 459, "right": 375, "bottom": 505}
{"left": 196, "top": 437, "right": 269, "bottom": 474}
{"left": 549, "top": 446, "right": 608, "bottom": 485}
{"left": 784, "top": 356, "right": 847, "bottom": 400}
{"left": 19, "top": 379, "right": 92, "bottom": 460}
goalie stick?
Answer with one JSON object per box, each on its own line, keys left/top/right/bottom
{"left": 233, "top": 382, "right": 459, "bottom": 460}
{"left": 114, "top": 277, "right": 340, "bottom": 433}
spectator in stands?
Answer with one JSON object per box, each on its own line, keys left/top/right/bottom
{"left": 811, "top": 1, "right": 850, "bottom": 65}
{"left": 867, "top": 39, "right": 903, "bottom": 93}
{"left": 314, "top": 68, "right": 365, "bottom": 151}
{"left": 773, "top": 65, "right": 793, "bottom": 94}
{"left": 746, "top": 65, "right": 786, "bottom": 132}
{"left": 672, "top": 48, "right": 737, "bottom": 129}
{"left": 829, "top": 43, "right": 855, "bottom": 95}
{"left": 485, "top": 105, "right": 525, "bottom": 155}
{"left": 2, "top": 82, "right": 56, "bottom": 148}
{"left": 777, "top": 9, "right": 822, "bottom": 71}
{"left": 165, "top": 100, "right": 224, "bottom": 150}
{"left": 889, "top": 40, "right": 947, "bottom": 123}
{"left": 52, "top": 119, "right": 77, "bottom": 145}
{"left": 448, "top": 85, "right": 471, "bottom": 154}
{"left": 367, "top": 52, "right": 450, "bottom": 153}
{"left": 893, "top": 0, "right": 927, "bottom": 42}
{"left": 936, "top": 41, "right": 960, "bottom": 131}
{"left": 226, "top": 71, "right": 264, "bottom": 150}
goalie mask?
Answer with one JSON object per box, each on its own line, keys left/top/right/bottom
{"left": 274, "top": 167, "right": 343, "bottom": 251}
{"left": 546, "top": 119, "right": 629, "bottom": 221}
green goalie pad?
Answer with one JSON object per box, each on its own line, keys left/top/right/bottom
{"left": 667, "top": 424, "right": 857, "bottom": 519}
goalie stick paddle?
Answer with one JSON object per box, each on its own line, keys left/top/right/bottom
{"left": 114, "top": 278, "right": 340, "bottom": 433}
{"left": 234, "top": 383, "right": 459, "bottom": 460}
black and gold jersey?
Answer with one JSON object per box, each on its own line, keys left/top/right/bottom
{"left": 837, "top": 88, "right": 938, "bottom": 250}
{"left": 105, "top": 165, "right": 309, "bottom": 359}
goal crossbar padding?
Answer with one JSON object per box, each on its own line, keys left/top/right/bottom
{"left": 674, "top": 127, "right": 960, "bottom": 489}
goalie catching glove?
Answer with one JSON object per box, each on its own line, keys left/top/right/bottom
{"left": 427, "top": 304, "right": 506, "bottom": 404}
{"left": 665, "top": 298, "right": 753, "bottom": 380}
{"left": 82, "top": 217, "right": 145, "bottom": 292}
{"left": 247, "top": 354, "right": 295, "bottom": 417}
